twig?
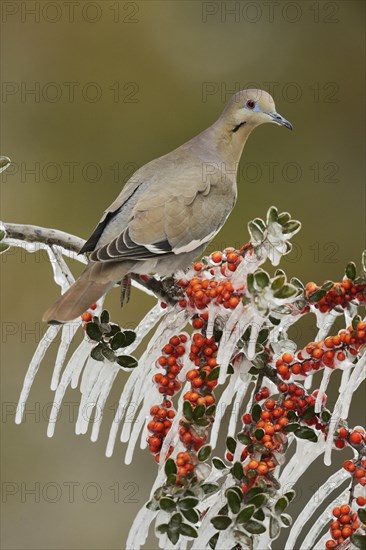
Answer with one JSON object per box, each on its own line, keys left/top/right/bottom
{"left": 0, "top": 221, "right": 179, "bottom": 304}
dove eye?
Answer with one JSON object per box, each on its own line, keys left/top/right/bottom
{"left": 246, "top": 100, "right": 256, "bottom": 110}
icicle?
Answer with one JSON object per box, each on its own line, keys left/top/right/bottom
{"left": 120, "top": 309, "right": 188, "bottom": 444}
{"left": 106, "top": 309, "right": 187, "bottom": 457}
{"left": 76, "top": 359, "right": 115, "bottom": 435}
{"left": 315, "top": 308, "right": 339, "bottom": 341}
{"left": 324, "top": 353, "right": 365, "bottom": 466}
{"left": 191, "top": 478, "right": 233, "bottom": 550}
{"left": 126, "top": 505, "right": 158, "bottom": 550}
{"left": 210, "top": 369, "right": 240, "bottom": 448}
{"left": 315, "top": 367, "right": 332, "bottom": 413}
{"left": 228, "top": 372, "right": 250, "bottom": 438}
{"left": 16, "top": 324, "right": 61, "bottom": 424}
{"left": 50, "top": 322, "right": 80, "bottom": 390}
{"left": 247, "top": 312, "right": 265, "bottom": 360}
{"left": 90, "top": 366, "right": 120, "bottom": 442}
{"left": 159, "top": 382, "right": 190, "bottom": 464}
{"left": 285, "top": 469, "right": 349, "bottom": 550}
{"left": 299, "top": 479, "right": 350, "bottom": 550}
{"left": 217, "top": 303, "right": 256, "bottom": 385}
{"left": 76, "top": 357, "right": 105, "bottom": 434}
{"left": 279, "top": 438, "right": 325, "bottom": 489}
{"left": 340, "top": 351, "right": 366, "bottom": 418}
{"left": 46, "top": 339, "right": 92, "bottom": 437}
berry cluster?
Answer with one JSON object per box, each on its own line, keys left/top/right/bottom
{"left": 275, "top": 322, "right": 366, "bottom": 379}
{"left": 230, "top": 383, "right": 323, "bottom": 495}
{"left": 325, "top": 505, "right": 361, "bottom": 548}
{"left": 176, "top": 246, "right": 252, "bottom": 312}
{"left": 147, "top": 334, "right": 188, "bottom": 459}
{"left": 306, "top": 279, "right": 365, "bottom": 313}
{"left": 343, "top": 455, "right": 366, "bottom": 486}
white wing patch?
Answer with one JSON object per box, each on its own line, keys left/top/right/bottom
{"left": 172, "top": 228, "right": 219, "bottom": 255}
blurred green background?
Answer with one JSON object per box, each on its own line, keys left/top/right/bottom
{"left": 1, "top": 1, "right": 365, "bottom": 548}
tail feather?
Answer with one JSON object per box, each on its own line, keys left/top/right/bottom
{"left": 42, "top": 263, "right": 123, "bottom": 324}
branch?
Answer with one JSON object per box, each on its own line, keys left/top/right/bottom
{"left": 0, "top": 221, "right": 179, "bottom": 304}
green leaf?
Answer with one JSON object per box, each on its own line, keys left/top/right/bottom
{"left": 232, "top": 461, "right": 244, "bottom": 481}
{"left": 350, "top": 534, "right": 366, "bottom": 550}
{"left": 100, "top": 310, "right": 110, "bottom": 324}
{"left": 284, "top": 490, "right": 296, "bottom": 503}
{"left": 274, "top": 497, "right": 289, "bottom": 515}
{"left": 252, "top": 404, "right": 261, "bottom": 422}
{"left": 244, "top": 520, "right": 266, "bottom": 534}
{"left": 282, "top": 220, "right": 301, "bottom": 234}
{"left": 165, "top": 458, "right": 177, "bottom": 476}
{"left": 269, "top": 516, "right": 281, "bottom": 539}
{"left": 179, "top": 523, "right": 198, "bottom": 538}
{"left": 86, "top": 322, "right": 102, "bottom": 342}
{"left": 253, "top": 217, "right": 266, "bottom": 231}
{"left": 308, "top": 289, "right": 326, "bottom": 303}
{"left": 212, "top": 457, "right": 227, "bottom": 470}
{"left": 254, "top": 508, "right": 265, "bottom": 521}
{"left": 195, "top": 417, "right": 210, "bottom": 426}
{"left": 0, "top": 243, "right": 9, "bottom": 254}
{"left": 193, "top": 404, "right": 205, "bottom": 420}
{"left": 254, "top": 270, "right": 270, "bottom": 289}
{"left": 246, "top": 487, "right": 264, "bottom": 501}
{"left": 90, "top": 343, "right": 104, "bottom": 361}
{"left": 208, "top": 533, "right": 219, "bottom": 550}
{"left": 237, "top": 432, "right": 252, "bottom": 445}
{"left": 358, "top": 508, "right": 366, "bottom": 523}
{"left": 170, "top": 512, "right": 182, "bottom": 527}
{"left": 160, "top": 497, "right": 176, "bottom": 512}
{"left": 248, "top": 221, "right": 264, "bottom": 243}
{"left": 102, "top": 346, "right": 116, "bottom": 362}
{"left": 183, "top": 401, "right": 193, "bottom": 421}
{"left": 179, "top": 497, "right": 199, "bottom": 511}
{"left": 321, "top": 410, "right": 331, "bottom": 423}
{"left": 0, "top": 230, "right": 6, "bottom": 241}
{"left": 116, "top": 355, "right": 138, "bottom": 369}
{"left": 226, "top": 436, "right": 237, "bottom": 454}
{"left": 166, "top": 474, "right": 177, "bottom": 486}
{"left": 211, "top": 516, "right": 232, "bottom": 530}
{"left": 167, "top": 529, "right": 179, "bottom": 545}
{"left": 111, "top": 331, "right": 126, "bottom": 350}
{"left": 226, "top": 488, "right": 241, "bottom": 514}
{"left": 247, "top": 273, "right": 255, "bottom": 294}
{"left": 301, "top": 405, "right": 315, "bottom": 421}
{"left": 247, "top": 493, "right": 266, "bottom": 508}
{"left": 182, "top": 508, "right": 199, "bottom": 523}
{"left": 280, "top": 513, "right": 292, "bottom": 527}
{"left": 278, "top": 212, "right": 291, "bottom": 225}
{"left": 284, "top": 423, "right": 301, "bottom": 433}
{"left": 206, "top": 404, "right": 216, "bottom": 416}
{"left": 267, "top": 206, "right": 278, "bottom": 224}
{"left": 121, "top": 330, "right": 136, "bottom": 347}
{"left": 236, "top": 504, "right": 255, "bottom": 524}
{"left": 254, "top": 428, "right": 265, "bottom": 441}
{"left": 201, "top": 483, "right": 219, "bottom": 495}
{"left": 273, "top": 284, "right": 298, "bottom": 299}
{"left": 346, "top": 261, "right": 357, "bottom": 280}
{"left": 197, "top": 445, "right": 211, "bottom": 462}
{"left": 295, "top": 426, "right": 318, "bottom": 442}
{"left": 207, "top": 367, "right": 220, "bottom": 381}
{"left": 156, "top": 523, "right": 168, "bottom": 534}
{"left": 271, "top": 274, "right": 286, "bottom": 291}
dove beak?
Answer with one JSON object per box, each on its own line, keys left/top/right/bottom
{"left": 267, "top": 112, "right": 293, "bottom": 130}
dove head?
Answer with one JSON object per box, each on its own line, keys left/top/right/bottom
{"left": 221, "top": 89, "right": 292, "bottom": 132}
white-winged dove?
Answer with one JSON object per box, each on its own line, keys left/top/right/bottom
{"left": 43, "top": 89, "right": 292, "bottom": 323}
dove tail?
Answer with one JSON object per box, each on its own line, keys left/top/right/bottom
{"left": 42, "top": 263, "right": 117, "bottom": 324}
